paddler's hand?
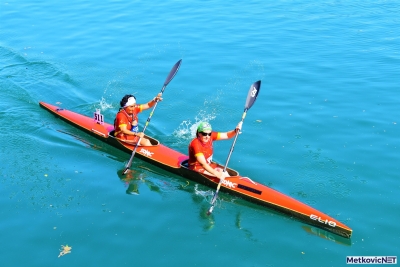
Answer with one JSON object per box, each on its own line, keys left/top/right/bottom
{"left": 135, "top": 132, "right": 145, "bottom": 138}
{"left": 215, "top": 169, "right": 226, "bottom": 181}
{"left": 154, "top": 93, "right": 163, "bottom": 102}
{"left": 148, "top": 93, "right": 163, "bottom": 108}
{"left": 236, "top": 121, "right": 242, "bottom": 133}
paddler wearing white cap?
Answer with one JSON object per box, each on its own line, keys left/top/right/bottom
{"left": 114, "top": 93, "right": 162, "bottom": 146}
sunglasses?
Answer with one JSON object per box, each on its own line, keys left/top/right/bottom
{"left": 199, "top": 132, "right": 212, "bottom": 136}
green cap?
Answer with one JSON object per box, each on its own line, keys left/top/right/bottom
{"left": 197, "top": 122, "right": 212, "bottom": 132}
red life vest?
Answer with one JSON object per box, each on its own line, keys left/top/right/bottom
{"left": 188, "top": 132, "right": 218, "bottom": 170}
{"left": 114, "top": 107, "right": 141, "bottom": 139}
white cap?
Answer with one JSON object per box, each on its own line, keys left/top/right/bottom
{"left": 124, "top": 97, "right": 136, "bottom": 107}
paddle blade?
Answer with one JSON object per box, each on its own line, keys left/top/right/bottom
{"left": 207, "top": 191, "right": 219, "bottom": 215}
{"left": 163, "top": 59, "right": 182, "bottom": 87}
{"left": 245, "top": 80, "right": 261, "bottom": 110}
{"left": 123, "top": 61, "right": 181, "bottom": 175}
{"left": 122, "top": 167, "right": 130, "bottom": 175}
{"left": 207, "top": 206, "right": 214, "bottom": 215}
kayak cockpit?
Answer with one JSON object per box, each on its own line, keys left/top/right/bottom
{"left": 180, "top": 159, "right": 239, "bottom": 177}
{"left": 108, "top": 130, "right": 160, "bottom": 146}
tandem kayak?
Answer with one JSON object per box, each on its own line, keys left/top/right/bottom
{"left": 39, "top": 101, "right": 352, "bottom": 238}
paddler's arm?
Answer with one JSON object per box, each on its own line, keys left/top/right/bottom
{"left": 140, "top": 93, "right": 163, "bottom": 110}
{"left": 119, "top": 125, "right": 145, "bottom": 138}
{"left": 196, "top": 154, "right": 225, "bottom": 180}
{"left": 216, "top": 121, "right": 242, "bottom": 140}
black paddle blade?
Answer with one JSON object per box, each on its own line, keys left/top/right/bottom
{"left": 245, "top": 80, "right": 261, "bottom": 110}
{"left": 206, "top": 206, "right": 214, "bottom": 215}
{"left": 123, "top": 60, "right": 181, "bottom": 175}
{"left": 207, "top": 191, "right": 219, "bottom": 215}
{"left": 122, "top": 167, "right": 130, "bottom": 175}
{"left": 163, "top": 59, "right": 182, "bottom": 87}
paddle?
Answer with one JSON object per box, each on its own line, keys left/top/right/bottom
{"left": 122, "top": 59, "right": 182, "bottom": 175}
{"left": 207, "top": 80, "right": 261, "bottom": 215}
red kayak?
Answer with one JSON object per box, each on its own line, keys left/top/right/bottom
{"left": 39, "top": 101, "right": 352, "bottom": 238}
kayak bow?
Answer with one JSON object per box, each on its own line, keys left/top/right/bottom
{"left": 39, "top": 101, "right": 352, "bottom": 238}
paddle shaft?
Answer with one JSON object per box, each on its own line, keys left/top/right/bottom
{"left": 123, "top": 59, "right": 182, "bottom": 174}
{"left": 207, "top": 109, "right": 247, "bottom": 214}
{"left": 222, "top": 110, "right": 247, "bottom": 173}
{"left": 207, "top": 80, "right": 261, "bottom": 215}
{"left": 123, "top": 87, "right": 165, "bottom": 172}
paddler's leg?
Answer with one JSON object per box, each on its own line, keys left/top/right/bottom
{"left": 194, "top": 164, "right": 230, "bottom": 177}
{"left": 211, "top": 163, "right": 230, "bottom": 177}
{"left": 203, "top": 169, "right": 230, "bottom": 177}
{"left": 118, "top": 135, "right": 153, "bottom": 146}
{"left": 139, "top": 137, "right": 152, "bottom": 146}
{"left": 214, "top": 167, "right": 230, "bottom": 177}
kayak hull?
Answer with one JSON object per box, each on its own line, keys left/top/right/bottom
{"left": 39, "top": 101, "right": 352, "bottom": 238}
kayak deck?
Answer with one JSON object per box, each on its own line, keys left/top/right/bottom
{"left": 39, "top": 101, "right": 352, "bottom": 238}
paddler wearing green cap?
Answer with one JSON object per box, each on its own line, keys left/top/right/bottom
{"left": 188, "top": 121, "right": 242, "bottom": 180}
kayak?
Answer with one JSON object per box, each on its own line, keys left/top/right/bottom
{"left": 39, "top": 101, "right": 352, "bottom": 238}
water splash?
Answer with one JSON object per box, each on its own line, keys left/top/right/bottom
{"left": 99, "top": 96, "right": 114, "bottom": 111}
{"left": 172, "top": 110, "right": 217, "bottom": 143}
{"left": 194, "top": 184, "right": 213, "bottom": 199}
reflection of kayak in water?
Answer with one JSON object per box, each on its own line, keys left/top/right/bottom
{"left": 301, "top": 226, "right": 352, "bottom": 246}
{"left": 125, "top": 178, "right": 161, "bottom": 196}
{"left": 39, "top": 101, "right": 352, "bottom": 238}
{"left": 120, "top": 169, "right": 143, "bottom": 196}
{"left": 118, "top": 167, "right": 164, "bottom": 195}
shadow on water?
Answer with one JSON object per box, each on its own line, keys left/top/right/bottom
{"left": 301, "top": 225, "right": 351, "bottom": 246}
{"left": 57, "top": 128, "right": 351, "bottom": 246}
{"left": 116, "top": 167, "right": 163, "bottom": 196}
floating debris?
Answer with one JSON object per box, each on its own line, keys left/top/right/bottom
{"left": 58, "top": 244, "right": 72, "bottom": 257}
{"left": 181, "top": 181, "right": 190, "bottom": 188}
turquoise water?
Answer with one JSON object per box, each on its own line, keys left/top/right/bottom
{"left": 1, "top": 1, "right": 399, "bottom": 266}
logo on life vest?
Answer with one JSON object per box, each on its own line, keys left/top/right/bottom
{"left": 140, "top": 148, "right": 154, "bottom": 157}
{"left": 251, "top": 87, "right": 258, "bottom": 97}
{"left": 310, "top": 214, "right": 337, "bottom": 227}
{"left": 221, "top": 179, "right": 237, "bottom": 189}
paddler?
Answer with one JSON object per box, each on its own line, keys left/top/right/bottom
{"left": 114, "top": 94, "right": 162, "bottom": 146}
{"left": 188, "top": 121, "right": 242, "bottom": 180}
